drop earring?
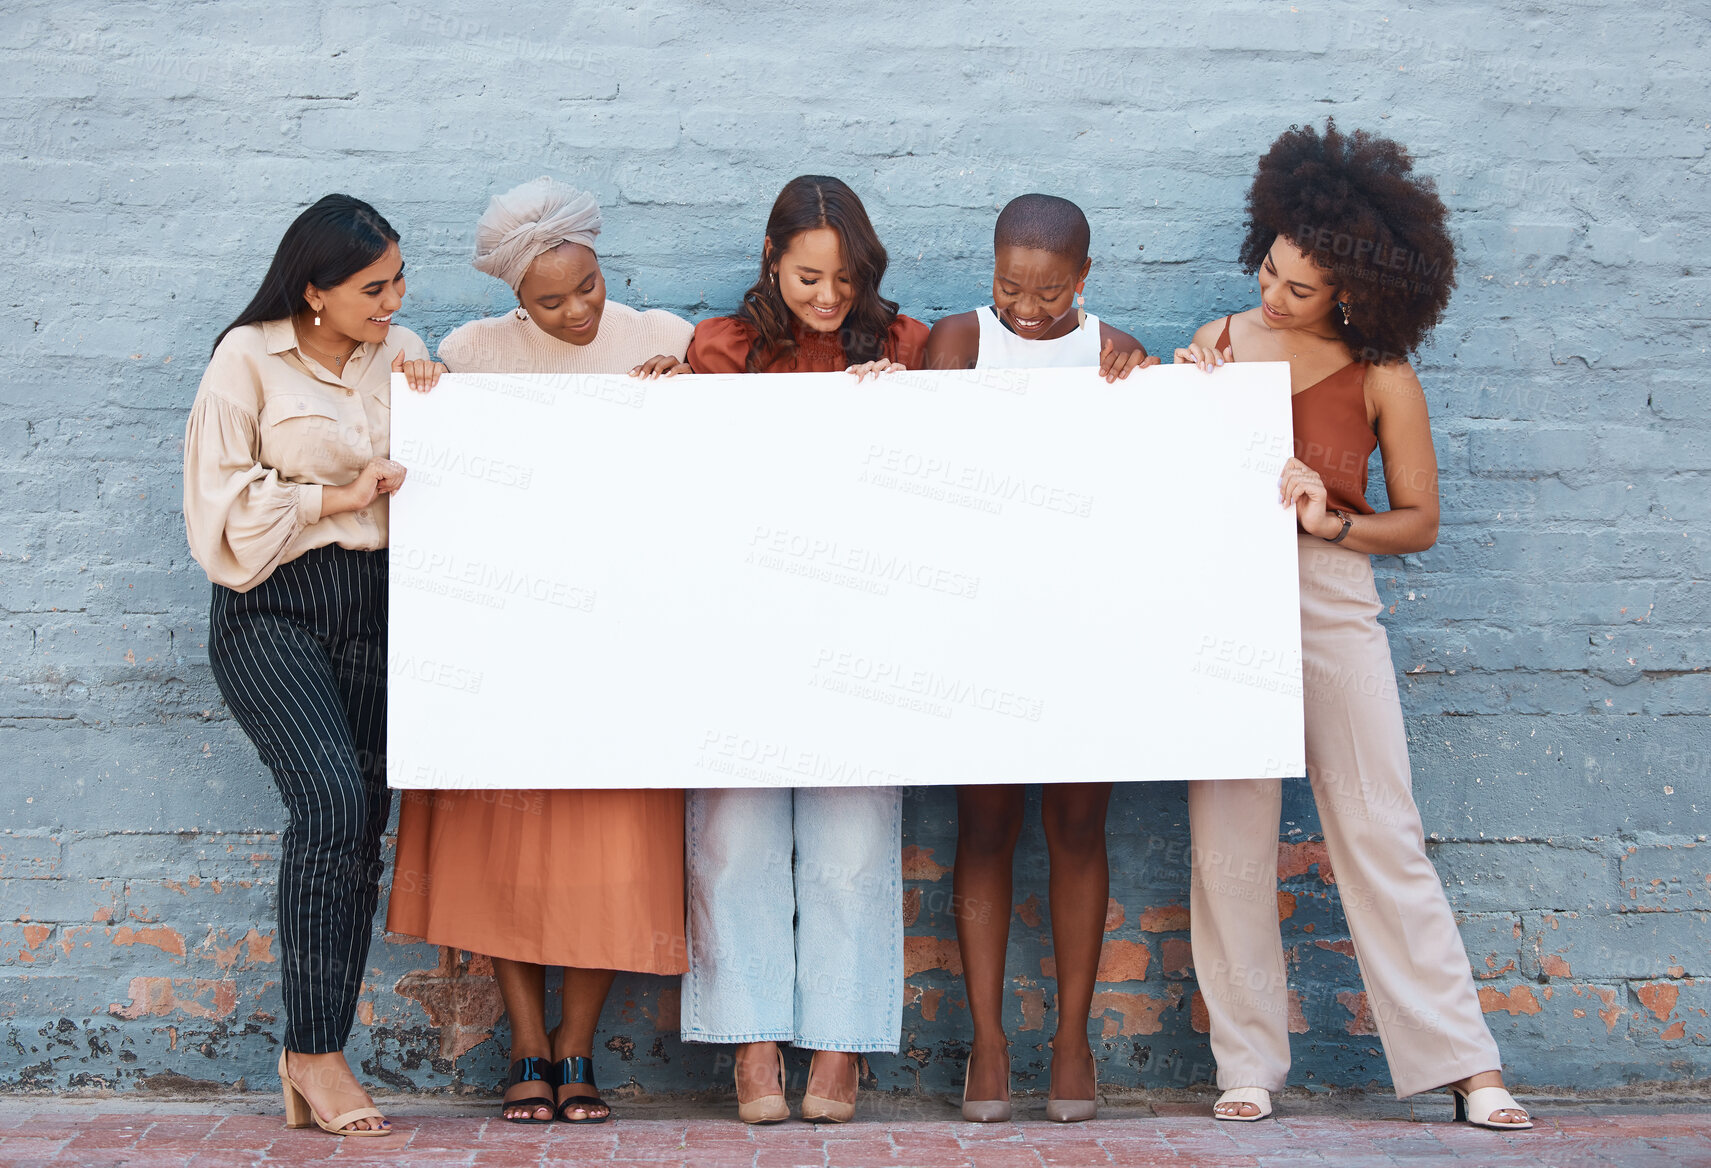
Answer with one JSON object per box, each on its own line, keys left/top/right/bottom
{"left": 1075, "top": 287, "right": 1087, "bottom": 328}
{"left": 1340, "top": 301, "right": 1351, "bottom": 326}
{"left": 312, "top": 311, "right": 321, "bottom": 327}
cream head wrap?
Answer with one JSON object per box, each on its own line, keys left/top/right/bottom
{"left": 470, "top": 177, "right": 602, "bottom": 291}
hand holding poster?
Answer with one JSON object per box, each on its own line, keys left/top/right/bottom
{"left": 386, "top": 363, "right": 1303, "bottom": 789}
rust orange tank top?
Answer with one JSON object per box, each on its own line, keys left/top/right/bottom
{"left": 1218, "top": 315, "right": 1377, "bottom": 516}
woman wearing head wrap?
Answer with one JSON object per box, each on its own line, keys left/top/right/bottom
{"left": 384, "top": 178, "right": 692, "bottom": 1126}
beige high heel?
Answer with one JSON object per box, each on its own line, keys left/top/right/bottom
{"left": 736, "top": 1045, "right": 790, "bottom": 1125}
{"left": 801, "top": 1051, "right": 857, "bottom": 1123}
{"left": 1045, "top": 1050, "right": 1097, "bottom": 1123}
{"left": 960, "top": 1048, "right": 1012, "bottom": 1123}
{"left": 279, "top": 1050, "right": 391, "bottom": 1136}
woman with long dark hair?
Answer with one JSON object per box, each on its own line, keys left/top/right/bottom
{"left": 184, "top": 194, "right": 442, "bottom": 1137}
{"left": 680, "top": 175, "right": 924, "bottom": 1125}
{"left": 1177, "top": 122, "right": 1531, "bottom": 1131}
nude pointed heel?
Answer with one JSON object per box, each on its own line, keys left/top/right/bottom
{"left": 1045, "top": 1053, "right": 1097, "bottom": 1123}
{"left": 960, "top": 1051, "right": 1012, "bottom": 1123}
{"left": 801, "top": 1051, "right": 858, "bottom": 1123}
{"left": 1451, "top": 1085, "right": 1533, "bottom": 1130}
{"left": 736, "top": 1047, "right": 791, "bottom": 1125}
{"left": 278, "top": 1051, "right": 391, "bottom": 1137}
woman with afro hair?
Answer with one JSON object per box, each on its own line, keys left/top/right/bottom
{"left": 1175, "top": 120, "right": 1532, "bottom": 1131}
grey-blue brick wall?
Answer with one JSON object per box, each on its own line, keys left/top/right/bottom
{"left": 2, "top": 1, "right": 1706, "bottom": 1096}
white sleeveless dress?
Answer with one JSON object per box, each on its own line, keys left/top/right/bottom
{"left": 973, "top": 305, "right": 1102, "bottom": 368}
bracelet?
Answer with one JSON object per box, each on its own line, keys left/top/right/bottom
{"left": 1327, "top": 509, "right": 1353, "bottom": 544}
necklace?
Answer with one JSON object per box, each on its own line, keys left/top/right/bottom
{"left": 295, "top": 323, "right": 359, "bottom": 370}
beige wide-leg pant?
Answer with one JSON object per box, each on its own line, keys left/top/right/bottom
{"left": 1188, "top": 535, "right": 1501, "bottom": 1098}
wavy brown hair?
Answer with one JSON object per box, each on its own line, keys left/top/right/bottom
{"left": 1238, "top": 119, "right": 1456, "bottom": 364}
{"left": 734, "top": 175, "right": 900, "bottom": 373}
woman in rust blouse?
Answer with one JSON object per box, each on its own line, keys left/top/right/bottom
{"left": 1177, "top": 121, "right": 1531, "bottom": 1132}
{"left": 680, "top": 176, "right": 925, "bottom": 1125}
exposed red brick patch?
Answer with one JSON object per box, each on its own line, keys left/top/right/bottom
{"left": 901, "top": 887, "right": 921, "bottom": 927}
{"left": 1015, "top": 893, "right": 1042, "bottom": 928}
{"left": 648, "top": 987, "right": 680, "bottom": 1033}
{"left": 1661, "top": 1020, "right": 1687, "bottom": 1041}
{"left": 1189, "top": 991, "right": 1210, "bottom": 1033}
{"left": 1276, "top": 891, "right": 1296, "bottom": 921}
{"left": 112, "top": 925, "right": 186, "bottom": 957}
{"left": 93, "top": 906, "right": 114, "bottom": 923}
{"left": 1161, "top": 938, "right": 1193, "bottom": 978}
{"left": 1044, "top": 940, "right": 1152, "bottom": 984}
{"left": 1573, "top": 985, "right": 1626, "bottom": 1034}
{"left": 903, "top": 935, "right": 962, "bottom": 977}
{"left": 1337, "top": 990, "right": 1378, "bottom": 1036}
{"left": 206, "top": 928, "right": 274, "bottom": 971}
{"left": 1277, "top": 841, "right": 1335, "bottom": 884}
{"left": 394, "top": 946, "right": 504, "bottom": 1062}
{"left": 1637, "top": 983, "right": 1679, "bottom": 1022}
{"left": 1088, "top": 986, "right": 1182, "bottom": 1037}
{"left": 1287, "top": 990, "right": 1309, "bottom": 1033}
{"left": 1478, "top": 985, "right": 1542, "bottom": 1016}
{"left": 1104, "top": 899, "right": 1125, "bottom": 932}
{"left": 1015, "top": 984, "right": 1045, "bottom": 1032}
{"left": 1540, "top": 954, "right": 1571, "bottom": 978}
{"left": 110, "top": 977, "right": 237, "bottom": 1021}
{"left": 1134, "top": 904, "right": 1190, "bottom": 932}
{"left": 920, "top": 987, "right": 944, "bottom": 1022}
{"left": 900, "top": 846, "right": 948, "bottom": 881}
{"left": 1315, "top": 939, "right": 1357, "bottom": 960}
{"left": 21, "top": 925, "right": 50, "bottom": 950}
{"left": 356, "top": 1000, "right": 374, "bottom": 1026}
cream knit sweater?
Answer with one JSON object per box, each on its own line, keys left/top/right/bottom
{"left": 437, "top": 301, "right": 693, "bottom": 374}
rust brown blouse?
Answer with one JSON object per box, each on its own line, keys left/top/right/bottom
{"left": 1218, "top": 314, "right": 1377, "bottom": 516}
{"left": 687, "top": 314, "right": 930, "bottom": 374}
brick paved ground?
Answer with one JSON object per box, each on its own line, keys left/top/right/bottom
{"left": 0, "top": 1093, "right": 1706, "bottom": 1167}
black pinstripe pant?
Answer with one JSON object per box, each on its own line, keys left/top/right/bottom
{"left": 208, "top": 545, "right": 389, "bottom": 1055}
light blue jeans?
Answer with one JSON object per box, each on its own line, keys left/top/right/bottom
{"left": 681, "top": 786, "right": 903, "bottom": 1052}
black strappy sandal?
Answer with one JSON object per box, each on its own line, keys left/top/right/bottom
{"left": 554, "top": 1056, "right": 611, "bottom": 1124}
{"left": 500, "top": 1056, "right": 555, "bottom": 1124}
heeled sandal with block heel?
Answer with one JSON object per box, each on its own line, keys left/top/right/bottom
{"left": 278, "top": 1050, "right": 391, "bottom": 1137}
{"left": 500, "top": 1056, "right": 555, "bottom": 1124}
{"left": 1212, "top": 1087, "right": 1273, "bottom": 1122}
{"left": 1451, "top": 1085, "right": 1533, "bottom": 1130}
{"left": 554, "top": 1056, "right": 611, "bottom": 1124}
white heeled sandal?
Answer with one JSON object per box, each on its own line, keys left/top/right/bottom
{"left": 1212, "top": 1086, "right": 1273, "bottom": 1121}
{"left": 1451, "top": 1085, "right": 1533, "bottom": 1130}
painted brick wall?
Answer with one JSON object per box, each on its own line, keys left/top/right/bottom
{"left": 2, "top": 1, "right": 1706, "bottom": 1100}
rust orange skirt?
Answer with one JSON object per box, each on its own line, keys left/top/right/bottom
{"left": 385, "top": 787, "right": 686, "bottom": 974}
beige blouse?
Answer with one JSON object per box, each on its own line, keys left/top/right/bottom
{"left": 183, "top": 317, "right": 430, "bottom": 592}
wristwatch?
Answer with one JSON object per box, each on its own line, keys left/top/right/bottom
{"left": 1326, "top": 509, "right": 1353, "bottom": 544}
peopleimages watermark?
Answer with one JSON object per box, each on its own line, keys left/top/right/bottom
{"left": 858, "top": 444, "right": 1095, "bottom": 519}
{"left": 746, "top": 526, "right": 981, "bottom": 600}
{"left": 695, "top": 729, "right": 916, "bottom": 788}
{"left": 811, "top": 647, "right": 1046, "bottom": 723}
{"left": 392, "top": 544, "right": 598, "bottom": 612}
{"left": 394, "top": 437, "right": 536, "bottom": 491}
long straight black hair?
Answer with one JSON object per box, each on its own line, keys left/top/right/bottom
{"left": 212, "top": 194, "right": 400, "bottom": 355}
